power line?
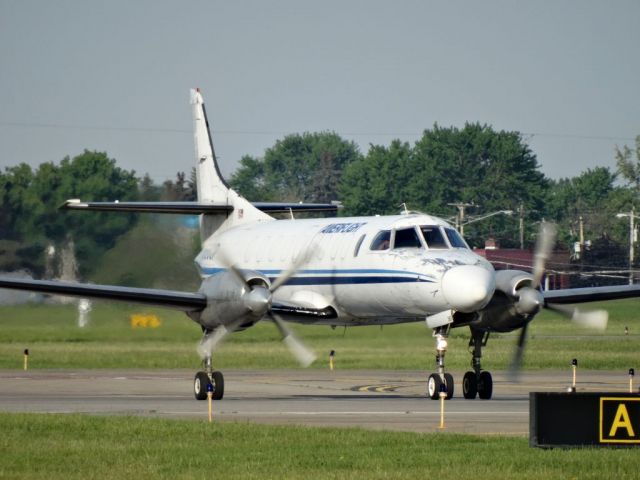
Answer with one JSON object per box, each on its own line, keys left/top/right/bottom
{"left": 0, "top": 121, "right": 636, "bottom": 142}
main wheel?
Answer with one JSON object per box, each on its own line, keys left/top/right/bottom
{"left": 443, "top": 373, "right": 454, "bottom": 399}
{"left": 194, "top": 371, "right": 210, "bottom": 400}
{"left": 478, "top": 371, "right": 493, "bottom": 400}
{"left": 427, "top": 373, "right": 442, "bottom": 400}
{"left": 212, "top": 370, "right": 224, "bottom": 400}
{"left": 462, "top": 371, "right": 478, "bottom": 399}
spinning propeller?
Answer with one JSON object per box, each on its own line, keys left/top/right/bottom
{"left": 507, "top": 222, "right": 608, "bottom": 379}
{"left": 198, "top": 247, "right": 317, "bottom": 367}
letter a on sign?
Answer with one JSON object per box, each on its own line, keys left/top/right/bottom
{"left": 609, "top": 404, "right": 636, "bottom": 438}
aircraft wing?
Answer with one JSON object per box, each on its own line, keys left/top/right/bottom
{"left": 543, "top": 284, "right": 640, "bottom": 305}
{"left": 61, "top": 200, "right": 341, "bottom": 215}
{"left": 271, "top": 301, "right": 337, "bottom": 320}
{"left": 0, "top": 277, "right": 207, "bottom": 312}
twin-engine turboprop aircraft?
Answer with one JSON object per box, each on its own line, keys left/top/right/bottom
{"left": 2, "top": 89, "right": 640, "bottom": 401}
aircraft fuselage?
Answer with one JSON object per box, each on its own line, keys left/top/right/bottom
{"left": 196, "top": 213, "right": 495, "bottom": 326}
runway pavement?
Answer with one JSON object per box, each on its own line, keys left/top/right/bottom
{"left": 0, "top": 369, "right": 634, "bottom": 434}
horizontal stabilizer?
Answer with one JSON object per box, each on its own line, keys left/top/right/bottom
{"left": 61, "top": 199, "right": 341, "bottom": 215}
{"left": 254, "top": 202, "right": 342, "bottom": 214}
{"left": 61, "top": 200, "right": 233, "bottom": 214}
{"left": 0, "top": 277, "right": 207, "bottom": 312}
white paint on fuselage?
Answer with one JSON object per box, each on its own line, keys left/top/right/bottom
{"left": 195, "top": 213, "right": 493, "bottom": 326}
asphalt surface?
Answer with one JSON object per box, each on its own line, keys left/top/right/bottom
{"left": 0, "top": 369, "right": 634, "bottom": 435}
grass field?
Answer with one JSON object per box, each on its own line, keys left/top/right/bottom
{"left": 0, "top": 413, "right": 638, "bottom": 480}
{"left": 1, "top": 302, "right": 639, "bottom": 479}
{"left": 0, "top": 298, "right": 638, "bottom": 371}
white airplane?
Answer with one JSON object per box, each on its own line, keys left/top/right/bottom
{"left": 2, "top": 89, "right": 640, "bottom": 401}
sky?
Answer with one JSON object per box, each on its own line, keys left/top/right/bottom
{"left": 1, "top": 0, "right": 639, "bottom": 185}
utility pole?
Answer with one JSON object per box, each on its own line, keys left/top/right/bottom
{"left": 616, "top": 207, "right": 636, "bottom": 285}
{"left": 579, "top": 215, "right": 584, "bottom": 249}
{"left": 518, "top": 204, "right": 524, "bottom": 250}
{"left": 631, "top": 207, "right": 635, "bottom": 285}
{"left": 448, "top": 202, "right": 475, "bottom": 236}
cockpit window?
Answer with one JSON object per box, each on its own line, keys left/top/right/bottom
{"left": 370, "top": 230, "right": 391, "bottom": 250}
{"left": 393, "top": 227, "right": 422, "bottom": 249}
{"left": 420, "top": 226, "right": 448, "bottom": 249}
{"left": 445, "top": 228, "right": 468, "bottom": 249}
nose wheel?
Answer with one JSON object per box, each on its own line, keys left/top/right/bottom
{"left": 194, "top": 370, "right": 224, "bottom": 400}
{"left": 194, "top": 329, "right": 225, "bottom": 401}
{"left": 427, "top": 373, "right": 454, "bottom": 399}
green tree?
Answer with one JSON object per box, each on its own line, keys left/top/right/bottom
{"left": 340, "top": 123, "right": 548, "bottom": 247}
{"left": 0, "top": 151, "right": 139, "bottom": 277}
{"left": 339, "top": 140, "right": 413, "bottom": 215}
{"left": 229, "top": 132, "right": 361, "bottom": 203}
{"left": 546, "top": 167, "right": 631, "bottom": 249}
{"left": 615, "top": 135, "right": 640, "bottom": 193}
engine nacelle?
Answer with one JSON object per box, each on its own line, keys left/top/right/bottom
{"left": 494, "top": 270, "right": 534, "bottom": 298}
{"left": 188, "top": 270, "right": 271, "bottom": 330}
{"left": 458, "top": 269, "right": 541, "bottom": 333}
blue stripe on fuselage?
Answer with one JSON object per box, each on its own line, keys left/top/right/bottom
{"left": 268, "top": 276, "right": 432, "bottom": 285}
{"left": 199, "top": 267, "right": 434, "bottom": 285}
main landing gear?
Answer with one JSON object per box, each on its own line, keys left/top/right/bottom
{"left": 462, "top": 328, "right": 492, "bottom": 400}
{"left": 426, "top": 326, "right": 493, "bottom": 400}
{"left": 194, "top": 330, "right": 225, "bottom": 401}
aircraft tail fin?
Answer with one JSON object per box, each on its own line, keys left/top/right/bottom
{"left": 190, "top": 88, "right": 271, "bottom": 239}
{"left": 191, "top": 88, "right": 230, "bottom": 204}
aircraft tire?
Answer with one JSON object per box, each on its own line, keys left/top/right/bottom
{"left": 478, "top": 371, "right": 493, "bottom": 400}
{"left": 194, "top": 371, "right": 210, "bottom": 400}
{"left": 444, "top": 373, "right": 454, "bottom": 399}
{"left": 427, "top": 373, "right": 442, "bottom": 400}
{"left": 462, "top": 371, "right": 477, "bottom": 399}
{"left": 212, "top": 370, "right": 224, "bottom": 400}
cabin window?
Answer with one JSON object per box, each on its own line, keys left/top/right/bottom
{"left": 420, "top": 226, "right": 448, "bottom": 249}
{"left": 393, "top": 227, "right": 422, "bottom": 249}
{"left": 353, "top": 234, "right": 365, "bottom": 257}
{"left": 445, "top": 228, "right": 469, "bottom": 249}
{"left": 370, "top": 230, "right": 391, "bottom": 250}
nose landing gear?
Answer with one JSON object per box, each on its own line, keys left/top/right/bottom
{"left": 194, "top": 329, "right": 225, "bottom": 401}
{"left": 427, "top": 330, "right": 454, "bottom": 399}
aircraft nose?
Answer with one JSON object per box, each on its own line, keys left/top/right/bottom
{"left": 441, "top": 265, "right": 495, "bottom": 312}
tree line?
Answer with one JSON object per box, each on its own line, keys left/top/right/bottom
{"left": 1, "top": 128, "right": 639, "bottom": 279}
{"left": 0, "top": 150, "right": 196, "bottom": 278}
{"left": 230, "top": 126, "right": 640, "bottom": 259}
